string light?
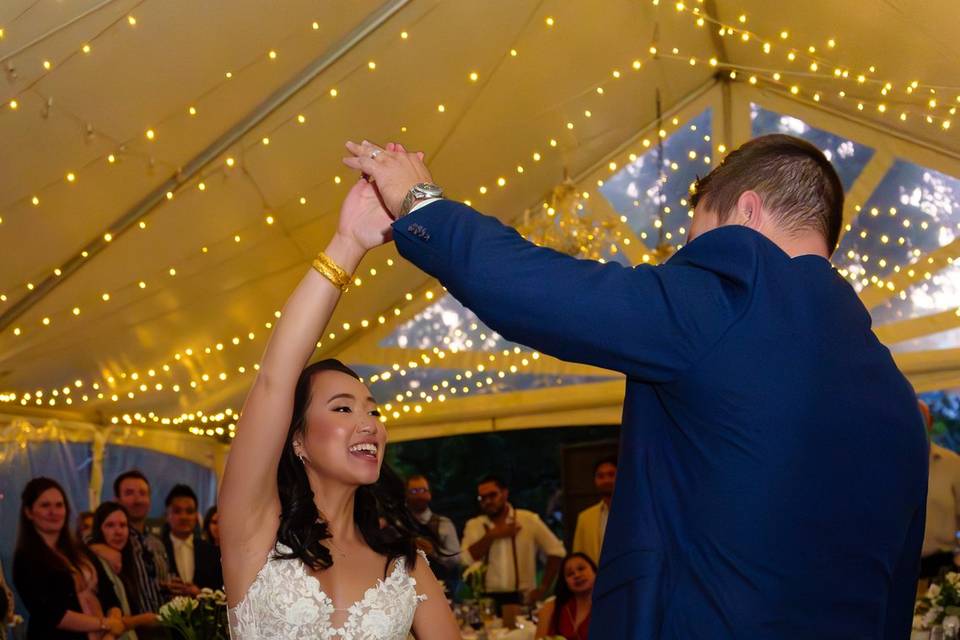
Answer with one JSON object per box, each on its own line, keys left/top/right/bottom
{"left": 7, "top": 2, "right": 953, "bottom": 433}
{"left": 4, "top": 253, "right": 411, "bottom": 409}
{"left": 0, "top": 12, "right": 394, "bottom": 222}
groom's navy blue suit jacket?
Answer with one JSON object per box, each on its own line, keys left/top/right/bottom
{"left": 393, "top": 201, "right": 928, "bottom": 639}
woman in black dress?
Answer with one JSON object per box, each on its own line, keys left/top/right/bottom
{"left": 13, "top": 477, "right": 126, "bottom": 639}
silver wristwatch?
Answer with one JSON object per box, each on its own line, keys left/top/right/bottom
{"left": 398, "top": 182, "right": 443, "bottom": 217}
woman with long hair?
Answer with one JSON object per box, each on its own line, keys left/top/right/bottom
{"left": 535, "top": 553, "right": 597, "bottom": 640}
{"left": 13, "top": 477, "right": 126, "bottom": 639}
{"left": 219, "top": 163, "right": 459, "bottom": 639}
{"left": 202, "top": 505, "right": 220, "bottom": 547}
{"left": 88, "top": 502, "right": 161, "bottom": 639}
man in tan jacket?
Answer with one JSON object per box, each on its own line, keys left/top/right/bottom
{"left": 920, "top": 400, "right": 960, "bottom": 579}
{"left": 572, "top": 456, "right": 617, "bottom": 565}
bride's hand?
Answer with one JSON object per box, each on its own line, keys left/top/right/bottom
{"left": 336, "top": 145, "right": 398, "bottom": 252}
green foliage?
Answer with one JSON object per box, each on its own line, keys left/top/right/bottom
{"left": 386, "top": 425, "right": 617, "bottom": 532}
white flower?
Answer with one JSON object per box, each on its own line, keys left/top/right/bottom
{"left": 914, "top": 614, "right": 925, "bottom": 630}
{"left": 199, "top": 588, "right": 215, "bottom": 598}
{"left": 949, "top": 573, "right": 960, "bottom": 587}
{"left": 158, "top": 596, "right": 197, "bottom": 620}
{"left": 360, "top": 609, "right": 392, "bottom": 636}
{"left": 285, "top": 599, "right": 320, "bottom": 625}
{"left": 945, "top": 615, "right": 960, "bottom": 632}
{"left": 923, "top": 606, "right": 943, "bottom": 628}
{"left": 928, "top": 583, "right": 942, "bottom": 599}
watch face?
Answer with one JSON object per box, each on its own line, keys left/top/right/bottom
{"left": 416, "top": 183, "right": 443, "bottom": 197}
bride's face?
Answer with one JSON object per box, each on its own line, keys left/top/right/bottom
{"left": 296, "top": 370, "right": 386, "bottom": 486}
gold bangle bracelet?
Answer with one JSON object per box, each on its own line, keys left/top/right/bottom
{"left": 312, "top": 252, "right": 352, "bottom": 291}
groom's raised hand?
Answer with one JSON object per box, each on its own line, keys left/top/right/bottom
{"left": 343, "top": 140, "right": 431, "bottom": 217}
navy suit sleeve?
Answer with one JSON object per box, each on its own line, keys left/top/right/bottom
{"left": 393, "top": 201, "right": 748, "bottom": 382}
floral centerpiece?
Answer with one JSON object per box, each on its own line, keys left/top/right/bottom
{"left": 914, "top": 572, "right": 960, "bottom": 633}
{"left": 158, "top": 588, "right": 229, "bottom": 640}
{"left": 462, "top": 561, "right": 487, "bottom": 600}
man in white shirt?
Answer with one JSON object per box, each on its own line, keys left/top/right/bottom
{"left": 573, "top": 456, "right": 617, "bottom": 565}
{"left": 405, "top": 474, "right": 461, "bottom": 594}
{"left": 161, "top": 484, "right": 223, "bottom": 593}
{"left": 920, "top": 400, "right": 960, "bottom": 579}
{"left": 461, "top": 475, "right": 565, "bottom": 611}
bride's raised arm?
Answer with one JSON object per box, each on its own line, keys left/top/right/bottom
{"left": 218, "top": 175, "right": 394, "bottom": 600}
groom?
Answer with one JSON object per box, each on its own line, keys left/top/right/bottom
{"left": 344, "top": 135, "right": 927, "bottom": 639}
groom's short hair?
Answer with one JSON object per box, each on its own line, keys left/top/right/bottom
{"left": 690, "top": 134, "right": 844, "bottom": 253}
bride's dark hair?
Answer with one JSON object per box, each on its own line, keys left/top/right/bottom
{"left": 274, "top": 359, "right": 421, "bottom": 576}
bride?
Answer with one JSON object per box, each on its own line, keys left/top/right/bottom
{"left": 219, "top": 154, "right": 460, "bottom": 639}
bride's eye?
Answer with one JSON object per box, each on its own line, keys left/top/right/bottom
{"left": 370, "top": 409, "right": 382, "bottom": 417}
{"left": 333, "top": 406, "right": 352, "bottom": 413}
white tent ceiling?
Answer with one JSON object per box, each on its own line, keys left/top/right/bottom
{"left": 2, "top": 0, "right": 960, "bottom": 447}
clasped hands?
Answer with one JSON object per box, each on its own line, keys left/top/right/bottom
{"left": 334, "top": 140, "right": 434, "bottom": 254}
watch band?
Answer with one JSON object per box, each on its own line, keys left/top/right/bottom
{"left": 398, "top": 190, "right": 418, "bottom": 218}
{"left": 398, "top": 183, "right": 443, "bottom": 217}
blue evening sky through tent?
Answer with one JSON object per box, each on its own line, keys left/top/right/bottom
{"left": 375, "top": 292, "right": 618, "bottom": 396}
{"left": 750, "top": 104, "right": 874, "bottom": 190}
{"left": 379, "top": 293, "right": 528, "bottom": 352}
{"left": 599, "top": 109, "right": 713, "bottom": 250}
{"left": 888, "top": 326, "right": 960, "bottom": 353}
{"left": 835, "top": 161, "right": 960, "bottom": 290}
{"left": 871, "top": 261, "right": 960, "bottom": 326}
{"left": 352, "top": 364, "right": 617, "bottom": 401}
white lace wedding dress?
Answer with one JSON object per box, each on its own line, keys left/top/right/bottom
{"left": 228, "top": 543, "right": 427, "bottom": 639}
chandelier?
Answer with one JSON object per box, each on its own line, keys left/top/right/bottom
{"left": 518, "top": 174, "right": 620, "bottom": 261}
{"left": 517, "top": 92, "right": 679, "bottom": 265}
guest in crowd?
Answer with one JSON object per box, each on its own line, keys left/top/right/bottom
{"left": 920, "top": 400, "right": 960, "bottom": 579}
{"left": 202, "top": 505, "right": 220, "bottom": 547}
{"left": 76, "top": 511, "right": 95, "bottom": 544}
{"left": 405, "top": 474, "right": 461, "bottom": 594}
{"left": 88, "top": 502, "right": 161, "bottom": 639}
{"left": 112, "top": 470, "right": 169, "bottom": 640}
{"left": 161, "top": 484, "right": 223, "bottom": 593}
{"left": 461, "top": 475, "right": 565, "bottom": 611}
{"left": 572, "top": 456, "right": 616, "bottom": 565}
{"left": 0, "top": 556, "right": 15, "bottom": 640}
{"left": 13, "top": 477, "right": 125, "bottom": 639}
{"left": 535, "top": 553, "right": 596, "bottom": 640}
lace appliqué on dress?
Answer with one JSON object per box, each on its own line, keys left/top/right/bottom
{"left": 228, "top": 544, "right": 427, "bottom": 640}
